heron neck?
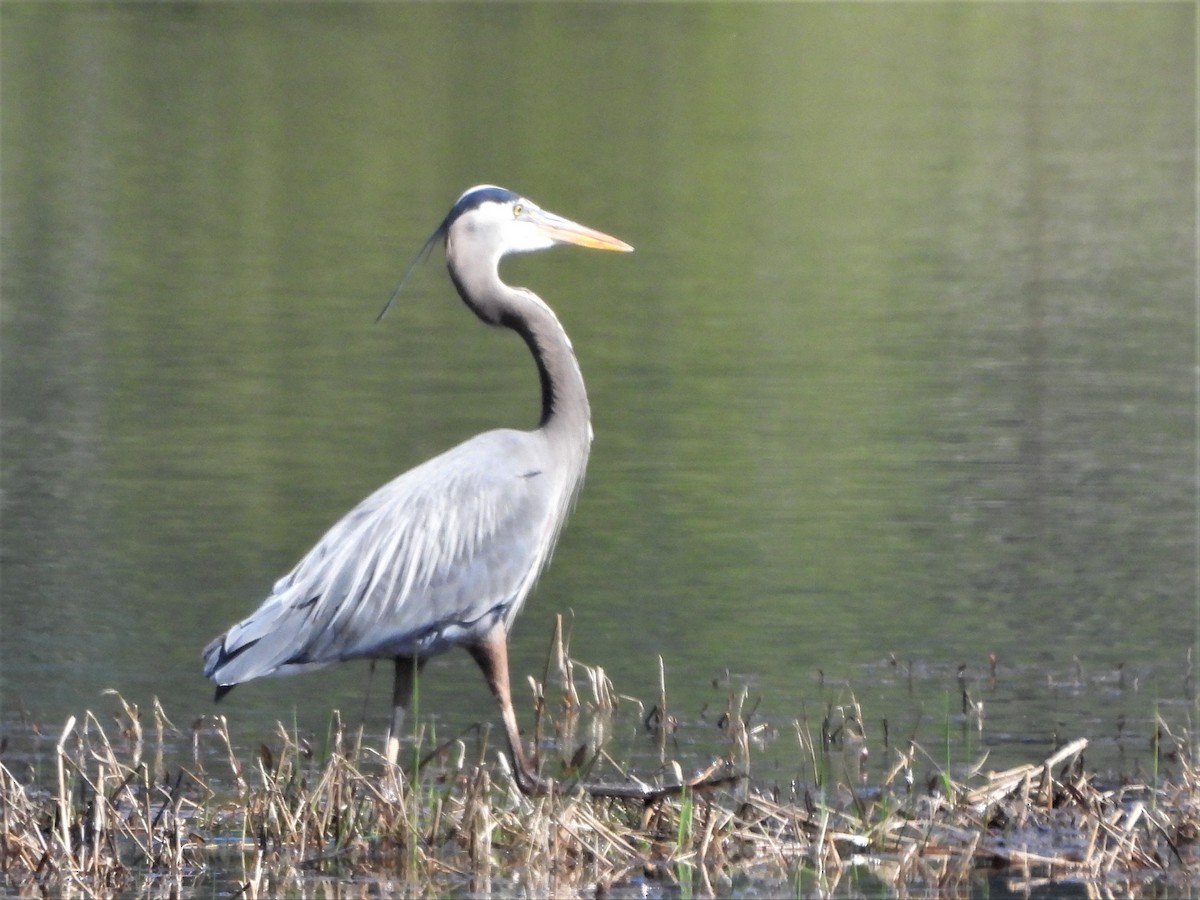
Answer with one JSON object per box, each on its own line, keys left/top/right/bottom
{"left": 516, "top": 298, "right": 591, "bottom": 438}
{"left": 448, "top": 260, "right": 591, "bottom": 443}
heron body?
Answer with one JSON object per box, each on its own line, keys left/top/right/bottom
{"left": 203, "top": 185, "right": 631, "bottom": 792}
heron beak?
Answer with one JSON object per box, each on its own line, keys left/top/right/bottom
{"left": 532, "top": 209, "right": 634, "bottom": 252}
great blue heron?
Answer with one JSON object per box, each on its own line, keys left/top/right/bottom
{"left": 203, "top": 185, "right": 632, "bottom": 795}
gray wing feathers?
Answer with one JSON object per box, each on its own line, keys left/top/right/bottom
{"left": 204, "top": 429, "right": 559, "bottom": 686}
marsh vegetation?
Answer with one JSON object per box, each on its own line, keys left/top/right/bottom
{"left": 3, "top": 631, "right": 1197, "bottom": 898}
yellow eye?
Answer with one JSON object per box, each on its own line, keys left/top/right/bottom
{"left": 513, "top": 204, "right": 524, "bottom": 218}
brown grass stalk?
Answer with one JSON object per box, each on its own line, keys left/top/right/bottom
{"left": 3, "top": 661, "right": 1199, "bottom": 896}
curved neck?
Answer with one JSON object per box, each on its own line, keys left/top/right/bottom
{"left": 447, "top": 255, "right": 591, "bottom": 441}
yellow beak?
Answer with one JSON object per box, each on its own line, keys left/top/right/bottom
{"left": 531, "top": 209, "right": 634, "bottom": 252}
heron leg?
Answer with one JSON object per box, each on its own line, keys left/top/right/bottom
{"left": 385, "top": 656, "right": 421, "bottom": 766}
{"left": 468, "top": 623, "right": 549, "bottom": 796}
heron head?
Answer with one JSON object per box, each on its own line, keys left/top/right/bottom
{"left": 446, "top": 185, "right": 634, "bottom": 257}
{"left": 377, "top": 185, "right": 631, "bottom": 322}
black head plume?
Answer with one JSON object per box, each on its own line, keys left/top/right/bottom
{"left": 375, "top": 185, "right": 521, "bottom": 323}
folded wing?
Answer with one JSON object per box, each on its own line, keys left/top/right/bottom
{"left": 203, "top": 428, "right": 560, "bottom": 690}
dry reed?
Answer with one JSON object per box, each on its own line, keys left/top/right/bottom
{"left": 2, "top": 630, "right": 1197, "bottom": 897}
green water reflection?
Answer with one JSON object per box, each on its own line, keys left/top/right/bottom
{"left": 2, "top": 3, "right": 1194, "bottom": 781}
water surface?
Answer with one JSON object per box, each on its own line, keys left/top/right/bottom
{"left": 2, "top": 2, "right": 1194, "bottom": 808}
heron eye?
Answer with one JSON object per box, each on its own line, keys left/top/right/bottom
{"left": 512, "top": 204, "right": 524, "bottom": 218}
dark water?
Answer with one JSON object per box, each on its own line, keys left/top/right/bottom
{"left": 1, "top": 2, "right": 1195, "bottom": 867}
